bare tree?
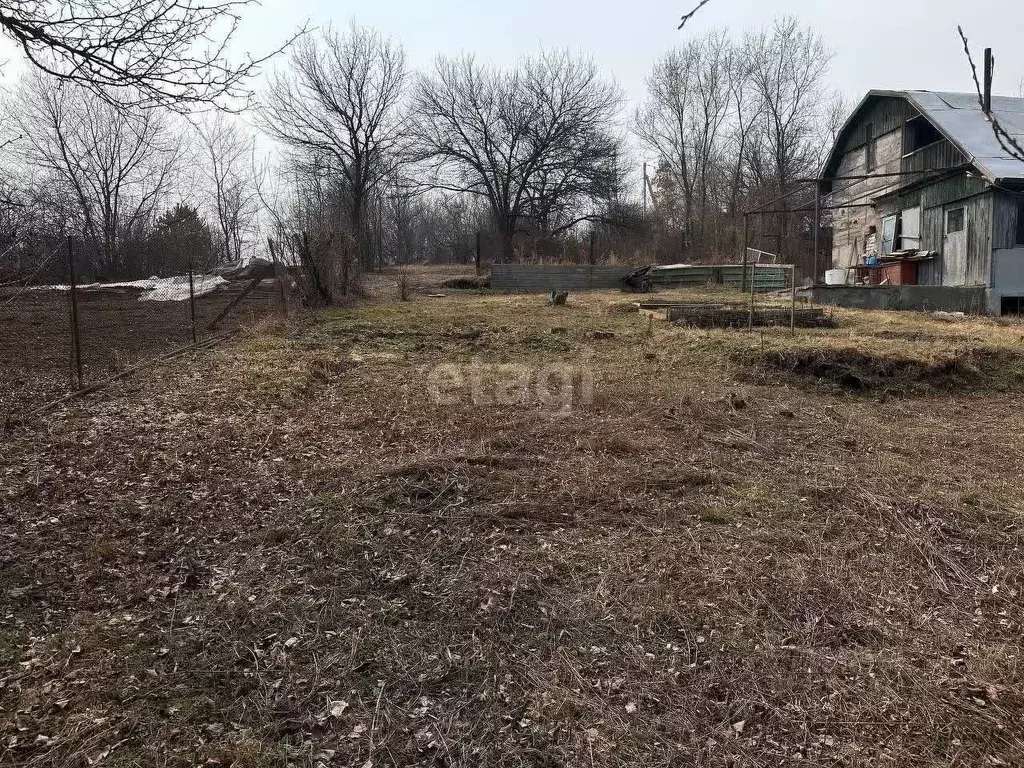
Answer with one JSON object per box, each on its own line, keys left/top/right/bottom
{"left": 635, "top": 31, "right": 735, "bottom": 258}
{"left": 745, "top": 18, "right": 832, "bottom": 193}
{"left": 7, "top": 71, "right": 181, "bottom": 276}
{"left": 411, "top": 50, "right": 624, "bottom": 262}
{"left": 198, "top": 114, "right": 258, "bottom": 264}
{"left": 260, "top": 22, "right": 408, "bottom": 286}
{"left": 818, "top": 92, "right": 850, "bottom": 168}
{"left": 744, "top": 17, "right": 832, "bottom": 255}
{"left": 0, "top": 0, "right": 301, "bottom": 109}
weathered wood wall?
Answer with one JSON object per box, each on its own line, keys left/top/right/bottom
{"left": 873, "top": 178, "right": 992, "bottom": 286}
{"left": 827, "top": 94, "right": 990, "bottom": 286}
{"left": 993, "top": 192, "right": 1023, "bottom": 250}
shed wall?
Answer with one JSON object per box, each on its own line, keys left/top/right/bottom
{"left": 869, "top": 181, "right": 992, "bottom": 286}
{"left": 828, "top": 94, "right": 972, "bottom": 273}
{"left": 993, "top": 192, "right": 1023, "bottom": 250}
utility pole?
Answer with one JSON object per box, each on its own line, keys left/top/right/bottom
{"left": 741, "top": 214, "right": 750, "bottom": 294}
{"left": 813, "top": 180, "right": 821, "bottom": 284}
{"left": 642, "top": 162, "right": 648, "bottom": 220}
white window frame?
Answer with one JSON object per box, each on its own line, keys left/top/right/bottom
{"left": 881, "top": 214, "right": 898, "bottom": 255}
{"left": 900, "top": 206, "right": 921, "bottom": 250}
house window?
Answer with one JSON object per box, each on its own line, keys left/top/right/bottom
{"left": 904, "top": 116, "right": 943, "bottom": 155}
{"left": 901, "top": 207, "right": 921, "bottom": 250}
{"left": 946, "top": 207, "right": 966, "bottom": 234}
{"left": 881, "top": 214, "right": 897, "bottom": 254}
{"left": 865, "top": 123, "right": 876, "bottom": 171}
{"left": 1016, "top": 200, "right": 1024, "bottom": 245}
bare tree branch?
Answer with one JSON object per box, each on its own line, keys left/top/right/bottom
{"left": 0, "top": 0, "right": 304, "bottom": 110}
{"left": 957, "top": 25, "right": 1024, "bottom": 163}
{"left": 679, "top": 0, "right": 714, "bottom": 30}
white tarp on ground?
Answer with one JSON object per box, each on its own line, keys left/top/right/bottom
{"left": 30, "top": 274, "right": 228, "bottom": 301}
{"left": 139, "top": 275, "right": 227, "bottom": 301}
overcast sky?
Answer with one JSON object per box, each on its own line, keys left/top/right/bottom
{"left": 232, "top": 0, "right": 1024, "bottom": 104}
{"left": 3, "top": 0, "right": 1023, "bottom": 104}
{"left": 2, "top": 0, "right": 1022, "bottom": 111}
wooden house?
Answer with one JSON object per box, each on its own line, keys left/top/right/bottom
{"left": 821, "top": 90, "right": 1024, "bottom": 314}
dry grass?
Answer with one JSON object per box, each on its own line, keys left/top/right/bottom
{"left": 3, "top": 277, "right": 1024, "bottom": 766}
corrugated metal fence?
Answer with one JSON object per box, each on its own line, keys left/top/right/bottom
{"left": 490, "top": 264, "right": 635, "bottom": 292}
{"left": 649, "top": 265, "right": 789, "bottom": 292}
{"left": 491, "top": 263, "right": 790, "bottom": 293}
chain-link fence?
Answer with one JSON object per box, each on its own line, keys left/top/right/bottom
{"left": 1, "top": 235, "right": 281, "bottom": 418}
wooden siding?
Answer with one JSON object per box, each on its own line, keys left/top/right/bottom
{"left": 900, "top": 140, "right": 968, "bottom": 175}
{"left": 965, "top": 195, "right": 993, "bottom": 286}
{"left": 833, "top": 97, "right": 919, "bottom": 157}
{"left": 918, "top": 207, "right": 944, "bottom": 285}
{"left": 875, "top": 186, "right": 992, "bottom": 286}
{"left": 828, "top": 94, "right": 976, "bottom": 273}
{"left": 830, "top": 127, "right": 907, "bottom": 269}
{"left": 924, "top": 195, "right": 993, "bottom": 286}
{"left": 876, "top": 175, "right": 990, "bottom": 216}
{"left": 993, "top": 192, "right": 1022, "bottom": 250}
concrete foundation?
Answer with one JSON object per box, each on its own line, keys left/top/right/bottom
{"left": 811, "top": 285, "right": 990, "bottom": 314}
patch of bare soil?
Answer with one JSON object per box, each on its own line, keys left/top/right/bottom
{"left": 739, "top": 346, "right": 1024, "bottom": 394}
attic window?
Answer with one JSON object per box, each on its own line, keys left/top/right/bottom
{"left": 904, "top": 116, "right": 943, "bottom": 154}
{"left": 865, "top": 123, "right": 876, "bottom": 170}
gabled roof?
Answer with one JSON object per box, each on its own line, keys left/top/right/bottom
{"left": 824, "top": 89, "right": 1024, "bottom": 185}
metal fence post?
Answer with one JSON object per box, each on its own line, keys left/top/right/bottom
{"left": 748, "top": 263, "right": 757, "bottom": 331}
{"left": 66, "top": 236, "right": 83, "bottom": 391}
{"left": 741, "top": 213, "right": 750, "bottom": 293}
{"left": 790, "top": 264, "right": 797, "bottom": 335}
{"left": 188, "top": 257, "right": 198, "bottom": 345}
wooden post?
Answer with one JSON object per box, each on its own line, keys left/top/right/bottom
{"left": 187, "top": 258, "right": 198, "bottom": 345}
{"left": 269, "top": 237, "right": 288, "bottom": 318}
{"left": 812, "top": 181, "right": 821, "bottom": 284}
{"left": 66, "top": 236, "right": 83, "bottom": 391}
{"left": 589, "top": 229, "right": 596, "bottom": 265}
{"left": 984, "top": 48, "right": 993, "bottom": 115}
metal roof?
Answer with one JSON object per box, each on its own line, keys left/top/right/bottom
{"left": 826, "top": 89, "right": 1024, "bottom": 184}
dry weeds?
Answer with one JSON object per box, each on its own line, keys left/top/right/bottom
{"left": 2, "top": 280, "right": 1024, "bottom": 767}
